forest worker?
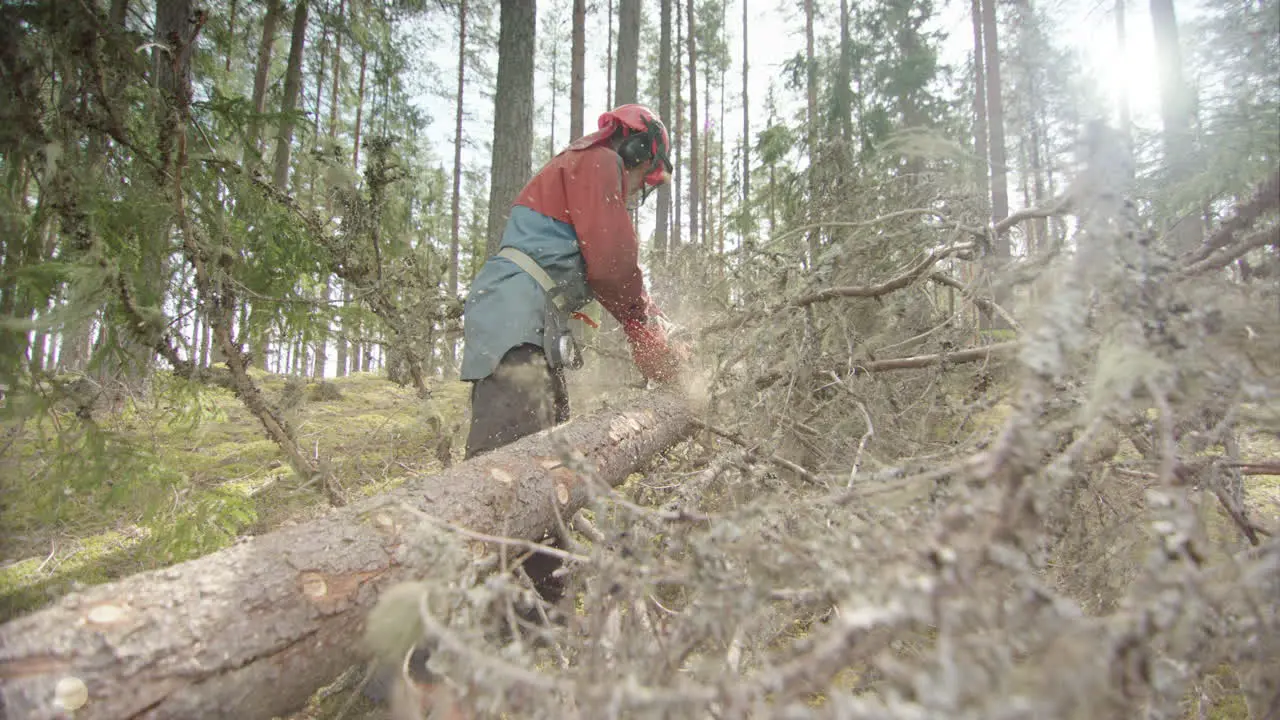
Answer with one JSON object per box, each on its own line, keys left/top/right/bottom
{"left": 457, "top": 103, "right": 686, "bottom": 608}
{"left": 360, "top": 104, "right": 689, "bottom": 712}
{"left": 460, "top": 102, "right": 686, "bottom": 461}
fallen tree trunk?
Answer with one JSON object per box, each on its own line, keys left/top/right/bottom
{"left": 0, "top": 391, "right": 695, "bottom": 720}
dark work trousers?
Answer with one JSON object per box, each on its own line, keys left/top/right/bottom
{"left": 365, "top": 345, "right": 572, "bottom": 704}
{"left": 464, "top": 343, "right": 570, "bottom": 458}
{"left": 464, "top": 343, "right": 571, "bottom": 609}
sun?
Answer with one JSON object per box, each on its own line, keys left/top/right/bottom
{"left": 1075, "top": 3, "right": 1167, "bottom": 128}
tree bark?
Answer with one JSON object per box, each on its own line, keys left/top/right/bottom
{"left": 606, "top": 0, "right": 614, "bottom": 106}
{"left": 971, "top": 0, "right": 989, "bottom": 207}
{"left": 673, "top": 0, "right": 683, "bottom": 249}
{"left": 702, "top": 55, "right": 711, "bottom": 249}
{"left": 1149, "top": 0, "right": 1202, "bottom": 251}
{"left": 272, "top": 0, "right": 310, "bottom": 192}
{"left": 328, "top": 0, "right": 343, "bottom": 138}
{"left": 654, "top": 0, "right": 672, "bottom": 257}
{"left": 834, "top": 0, "right": 853, "bottom": 144}
{"left": 352, "top": 48, "right": 367, "bottom": 170}
{"left": 741, "top": 0, "right": 750, "bottom": 223}
{"left": 685, "top": 0, "right": 699, "bottom": 257}
{"left": 615, "top": 0, "right": 640, "bottom": 105}
{"left": 980, "top": 0, "right": 1008, "bottom": 226}
{"left": 0, "top": 391, "right": 696, "bottom": 720}
{"left": 224, "top": 0, "right": 238, "bottom": 72}
{"left": 334, "top": 286, "right": 348, "bottom": 376}
{"left": 717, "top": 34, "right": 726, "bottom": 255}
{"left": 245, "top": 0, "right": 282, "bottom": 170}
{"left": 447, "top": 0, "right": 467, "bottom": 375}
{"left": 804, "top": 0, "right": 818, "bottom": 263}
{"left": 570, "top": 0, "right": 586, "bottom": 140}
{"left": 979, "top": 0, "right": 1010, "bottom": 330}
{"left": 1150, "top": 0, "right": 1193, "bottom": 167}
{"left": 1115, "top": 0, "right": 1132, "bottom": 155}
{"left": 485, "top": 0, "right": 537, "bottom": 258}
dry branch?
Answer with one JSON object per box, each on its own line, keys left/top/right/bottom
{"left": 754, "top": 341, "right": 1019, "bottom": 390}
{"left": 690, "top": 419, "right": 822, "bottom": 485}
{"left": 793, "top": 243, "right": 975, "bottom": 307}
{"left": 1179, "top": 223, "right": 1280, "bottom": 277}
{"left": 1181, "top": 168, "right": 1280, "bottom": 267}
{"left": 991, "top": 192, "right": 1073, "bottom": 237}
{"left": 928, "top": 271, "right": 1022, "bottom": 330}
{"left": 702, "top": 242, "right": 976, "bottom": 336}
{"left": 0, "top": 391, "right": 696, "bottom": 720}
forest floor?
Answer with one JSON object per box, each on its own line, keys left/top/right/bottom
{"left": 0, "top": 369, "right": 478, "bottom": 622}
{"left": 2, "top": 368, "right": 1277, "bottom": 719}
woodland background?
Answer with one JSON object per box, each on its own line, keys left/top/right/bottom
{"left": 0, "top": 0, "right": 1278, "bottom": 718}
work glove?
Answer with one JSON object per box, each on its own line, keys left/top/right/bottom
{"left": 624, "top": 318, "right": 683, "bottom": 384}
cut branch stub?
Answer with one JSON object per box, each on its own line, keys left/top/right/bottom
{"left": 0, "top": 391, "right": 695, "bottom": 720}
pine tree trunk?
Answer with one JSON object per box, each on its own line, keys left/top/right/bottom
{"left": 313, "top": 4, "right": 328, "bottom": 140}
{"left": 741, "top": 0, "right": 750, "bottom": 223}
{"left": 0, "top": 392, "right": 695, "bottom": 720}
{"left": 108, "top": 0, "right": 129, "bottom": 27}
{"left": 245, "top": 0, "right": 281, "bottom": 170}
{"left": 200, "top": 315, "right": 212, "bottom": 368}
{"left": 314, "top": 281, "right": 328, "bottom": 379}
{"left": 655, "top": 0, "right": 672, "bottom": 258}
{"left": 325, "top": 0, "right": 344, "bottom": 377}
{"left": 272, "top": 0, "right": 310, "bottom": 192}
{"left": 328, "top": 0, "right": 343, "bottom": 138}
{"left": 673, "top": 0, "right": 683, "bottom": 250}
{"left": 334, "top": 287, "right": 348, "bottom": 377}
{"left": 717, "top": 43, "right": 726, "bottom": 256}
{"left": 312, "top": 7, "right": 329, "bottom": 380}
{"left": 485, "top": 0, "right": 537, "bottom": 258}
{"left": 352, "top": 49, "right": 367, "bottom": 171}
{"left": 190, "top": 310, "right": 202, "bottom": 369}
{"left": 570, "top": 0, "right": 586, "bottom": 141}
{"left": 549, "top": 24, "right": 559, "bottom": 157}
{"left": 1150, "top": 0, "right": 1201, "bottom": 251}
{"left": 0, "top": 161, "right": 30, "bottom": 378}
{"left": 685, "top": 0, "right": 699, "bottom": 258}
{"left": 804, "top": 0, "right": 818, "bottom": 264}
{"left": 606, "top": 0, "right": 614, "bottom": 106}
{"left": 1115, "top": 0, "right": 1132, "bottom": 154}
{"left": 979, "top": 0, "right": 1010, "bottom": 331}
{"left": 980, "top": 0, "right": 1008, "bottom": 226}
{"left": 1150, "top": 0, "right": 1193, "bottom": 167}
{"left": 702, "top": 70, "right": 711, "bottom": 249}
{"left": 615, "top": 0, "right": 640, "bottom": 105}
{"left": 447, "top": 0, "right": 467, "bottom": 376}
{"left": 970, "top": 0, "right": 989, "bottom": 207}
{"left": 836, "top": 0, "right": 854, "bottom": 145}
{"left": 225, "top": 0, "right": 238, "bottom": 73}
{"left": 1030, "top": 96, "right": 1048, "bottom": 254}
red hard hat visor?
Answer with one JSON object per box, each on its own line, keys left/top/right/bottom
{"left": 595, "top": 104, "right": 673, "bottom": 187}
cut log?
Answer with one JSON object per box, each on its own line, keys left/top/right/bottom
{"left": 0, "top": 391, "right": 695, "bottom": 720}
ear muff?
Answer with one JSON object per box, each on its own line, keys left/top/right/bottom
{"left": 617, "top": 130, "right": 654, "bottom": 169}
{"left": 616, "top": 118, "right": 672, "bottom": 187}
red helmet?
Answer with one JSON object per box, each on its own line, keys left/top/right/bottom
{"left": 571, "top": 104, "right": 672, "bottom": 188}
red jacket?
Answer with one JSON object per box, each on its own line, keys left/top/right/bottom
{"left": 510, "top": 143, "right": 678, "bottom": 382}
{"left": 515, "top": 144, "right": 650, "bottom": 327}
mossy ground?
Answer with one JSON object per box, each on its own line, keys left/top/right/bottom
{"left": 0, "top": 369, "right": 471, "bottom": 622}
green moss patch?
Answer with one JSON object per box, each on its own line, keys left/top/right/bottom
{"left": 0, "top": 369, "right": 470, "bottom": 621}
